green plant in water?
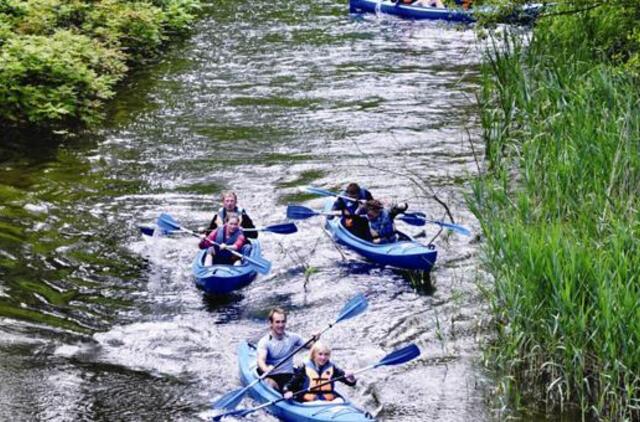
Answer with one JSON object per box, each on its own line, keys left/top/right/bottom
{"left": 471, "top": 19, "right": 640, "bottom": 420}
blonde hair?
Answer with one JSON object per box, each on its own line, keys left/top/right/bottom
{"left": 221, "top": 191, "right": 238, "bottom": 202}
{"left": 309, "top": 341, "right": 331, "bottom": 361}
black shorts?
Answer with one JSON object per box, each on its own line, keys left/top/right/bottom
{"left": 257, "top": 369, "right": 293, "bottom": 392}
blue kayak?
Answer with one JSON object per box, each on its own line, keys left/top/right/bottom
{"left": 324, "top": 206, "right": 437, "bottom": 272}
{"left": 350, "top": 0, "right": 474, "bottom": 22}
{"left": 191, "top": 240, "right": 262, "bottom": 295}
{"left": 349, "top": 0, "right": 543, "bottom": 23}
{"left": 238, "top": 342, "right": 374, "bottom": 422}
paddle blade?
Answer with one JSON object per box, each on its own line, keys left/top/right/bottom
{"left": 376, "top": 344, "right": 420, "bottom": 367}
{"left": 139, "top": 226, "right": 156, "bottom": 237}
{"left": 211, "top": 388, "right": 246, "bottom": 411}
{"left": 429, "top": 220, "right": 471, "bottom": 236}
{"left": 303, "top": 186, "right": 338, "bottom": 198}
{"left": 398, "top": 214, "right": 426, "bottom": 227}
{"left": 245, "top": 255, "right": 272, "bottom": 275}
{"left": 212, "top": 407, "right": 245, "bottom": 421}
{"left": 157, "top": 213, "right": 181, "bottom": 232}
{"left": 264, "top": 222, "right": 297, "bottom": 234}
{"left": 286, "top": 204, "right": 318, "bottom": 220}
{"left": 335, "top": 293, "right": 368, "bottom": 323}
{"left": 405, "top": 211, "right": 426, "bottom": 218}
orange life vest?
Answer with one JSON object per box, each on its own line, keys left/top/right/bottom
{"left": 302, "top": 361, "right": 336, "bottom": 402}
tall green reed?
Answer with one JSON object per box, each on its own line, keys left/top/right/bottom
{"left": 471, "top": 15, "right": 640, "bottom": 420}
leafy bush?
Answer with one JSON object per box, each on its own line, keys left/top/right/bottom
{"left": 84, "top": 1, "right": 166, "bottom": 62}
{"left": 0, "top": 30, "right": 127, "bottom": 127}
{"left": 0, "top": 0, "right": 201, "bottom": 130}
{"left": 154, "top": 0, "right": 201, "bottom": 34}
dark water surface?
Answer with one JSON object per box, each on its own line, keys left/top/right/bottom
{"left": 0, "top": 1, "right": 494, "bottom": 420}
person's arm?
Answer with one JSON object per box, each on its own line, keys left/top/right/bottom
{"left": 332, "top": 365, "right": 357, "bottom": 387}
{"left": 257, "top": 340, "right": 273, "bottom": 374}
{"left": 283, "top": 365, "right": 306, "bottom": 399}
{"left": 241, "top": 211, "right": 258, "bottom": 239}
{"left": 199, "top": 229, "right": 217, "bottom": 249}
{"left": 332, "top": 198, "right": 345, "bottom": 213}
{"left": 226, "top": 233, "right": 245, "bottom": 251}
{"left": 205, "top": 215, "right": 219, "bottom": 236}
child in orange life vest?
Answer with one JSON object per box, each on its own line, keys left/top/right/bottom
{"left": 282, "top": 342, "right": 356, "bottom": 402}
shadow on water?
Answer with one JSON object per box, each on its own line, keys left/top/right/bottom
{"left": 201, "top": 292, "right": 246, "bottom": 324}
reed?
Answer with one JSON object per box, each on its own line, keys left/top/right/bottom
{"left": 470, "top": 12, "right": 640, "bottom": 420}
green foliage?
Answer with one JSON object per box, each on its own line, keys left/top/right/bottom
{"left": 155, "top": 0, "right": 201, "bottom": 34}
{"left": 473, "top": 18, "right": 640, "bottom": 421}
{"left": 0, "top": 0, "right": 201, "bottom": 130}
{"left": 0, "top": 30, "right": 127, "bottom": 127}
{"left": 84, "top": 1, "right": 165, "bottom": 62}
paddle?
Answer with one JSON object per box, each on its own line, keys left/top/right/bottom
{"left": 212, "top": 343, "right": 420, "bottom": 421}
{"left": 286, "top": 204, "right": 443, "bottom": 229}
{"left": 156, "top": 213, "right": 272, "bottom": 274}
{"left": 303, "top": 186, "right": 365, "bottom": 205}
{"left": 243, "top": 222, "right": 298, "bottom": 234}
{"left": 303, "top": 187, "right": 471, "bottom": 235}
{"left": 142, "top": 221, "right": 296, "bottom": 236}
{"left": 211, "top": 293, "right": 369, "bottom": 411}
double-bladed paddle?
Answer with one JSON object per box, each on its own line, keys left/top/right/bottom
{"left": 242, "top": 222, "right": 297, "bottom": 234}
{"left": 212, "top": 343, "right": 420, "bottom": 421}
{"left": 156, "top": 213, "right": 272, "bottom": 274}
{"left": 286, "top": 204, "right": 459, "bottom": 231}
{"left": 211, "top": 293, "right": 369, "bottom": 411}
{"left": 302, "top": 186, "right": 471, "bottom": 235}
{"left": 142, "top": 221, "right": 297, "bottom": 236}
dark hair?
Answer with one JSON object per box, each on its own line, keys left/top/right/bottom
{"left": 365, "top": 199, "right": 383, "bottom": 212}
{"left": 345, "top": 183, "right": 360, "bottom": 196}
{"left": 268, "top": 307, "right": 287, "bottom": 322}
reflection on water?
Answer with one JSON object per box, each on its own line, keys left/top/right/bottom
{"left": 0, "top": 1, "right": 504, "bottom": 420}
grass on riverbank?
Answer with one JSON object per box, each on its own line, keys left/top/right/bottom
{"left": 0, "top": 0, "right": 200, "bottom": 131}
{"left": 470, "top": 8, "right": 640, "bottom": 421}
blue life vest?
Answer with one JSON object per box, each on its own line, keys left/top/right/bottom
{"left": 368, "top": 209, "right": 396, "bottom": 243}
{"left": 214, "top": 225, "right": 242, "bottom": 246}
{"left": 212, "top": 225, "right": 243, "bottom": 263}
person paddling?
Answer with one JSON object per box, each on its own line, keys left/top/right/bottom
{"left": 206, "top": 191, "right": 258, "bottom": 239}
{"left": 283, "top": 342, "right": 356, "bottom": 402}
{"left": 257, "top": 308, "right": 320, "bottom": 392}
{"left": 199, "top": 214, "right": 247, "bottom": 266}
{"left": 364, "top": 199, "right": 397, "bottom": 244}
{"left": 331, "top": 183, "right": 373, "bottom": 216}
{"left": 331, "top": 183, "right": 373, "bottom": 239}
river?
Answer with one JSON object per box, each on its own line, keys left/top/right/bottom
{"left": 0, "top": 1, "right": 490, "bottom": 420}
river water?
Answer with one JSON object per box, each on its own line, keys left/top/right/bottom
{"left": 0, "top": 1, "right": 491, "bottom": 420}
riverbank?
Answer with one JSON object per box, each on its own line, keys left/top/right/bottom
{"left": 472, "top": 3, "right": 640, "bottom": 420}
{"left": 0, "top": 0, "right": 201, "bottom": 131}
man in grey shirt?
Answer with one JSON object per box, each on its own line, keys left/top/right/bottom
{"left": 257, "top": 307, "right": 319, "bottom": 392}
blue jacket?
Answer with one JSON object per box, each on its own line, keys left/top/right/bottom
{"left": 368, "top": 209, "right": 396, "bottom": 243}
{"left": 332, "top": 188, "right": 372, "bottom": 215}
